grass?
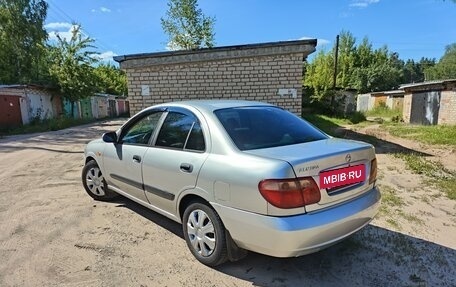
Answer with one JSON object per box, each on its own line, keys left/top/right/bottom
{"left": 384, "top": 123, "right": 456, "bottom": 146}
{"left": 398, "top": 211, "right": 424, "bottom": 225}
{"left": 393, "top": 153, "right": 438, "bottom": 176}
{"left": 302, "top": 112, "right": 366, "bottom": 135}
{"left": 378, "top": 184, "right": 405, "bottom": 229}
{"left": 378, "top": 184, "right": 427, "bottom": 226}
{"left": 365, "top": 105, "right": 402, "bottom": 119}
{"left": 380, "top": 185, "right": 405, "bottom": 208}
{"left": 394, "top": 152, "right": 456, "bottom": 200}
{"left": 0, "top": 117, "right": 97, "bottom": 136}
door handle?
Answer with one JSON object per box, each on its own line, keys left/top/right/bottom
{"left": 180, "top": 163, "right": 193, "bottom": 173}
{"left": 133, "top": 155, "right": 141, "bottom": 163}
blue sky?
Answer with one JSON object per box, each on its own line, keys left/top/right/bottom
{"left": 44, "top": 0, "right": 456, "bottom": 63}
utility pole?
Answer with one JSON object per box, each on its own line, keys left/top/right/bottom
{"left": 330, "top": 34, "right": 340, "bottom": 108}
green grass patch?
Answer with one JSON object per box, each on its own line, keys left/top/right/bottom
{"left": 378, "top": 184, "right": 405, "bottom": 228}
{"left": 394, "top": 152, "right": 456, "bottom": 200}
{"left": 393, "top": 153, "right": 439, "bottom": 176}
{"left": 434, "top": 178, "right": 456, "bottom": 200}
{"left": 0, "top": 117, "right": 97, "bottom": 136}
{"left": 386, "top": 218, "right": 401, "bottom": 229}
{"left": 398, "top": 211, "right": 424, "bottom": 225}
{"left": 302, "top": 113, "right": 366, "bottom": 135}
{"left": 366, "top": 105, "right": 402, "bottom": 119}
{"left": 380, "top": 185, "right": 405, "bottom": 208}
{"left": 384, "top": 123, "right": 456, "bottom": 146}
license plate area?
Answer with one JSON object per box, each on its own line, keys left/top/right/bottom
{"left": 319, "top": 164, "right": 366, "bottom": 190}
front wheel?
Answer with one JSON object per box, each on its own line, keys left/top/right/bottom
{"left": 182, "top": 202, "right": 228, "bottom": 266}
{"left": 82, "top": 160, "right": 118, "bottom": 201}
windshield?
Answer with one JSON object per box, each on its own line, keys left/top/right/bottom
{"left": 214, "top": 106, "right": 328, "bottom": 151}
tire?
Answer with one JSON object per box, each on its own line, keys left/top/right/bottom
{"left": 182, "top": 202, "right": 228, "bottom": 266}
{"left": 82, "top": 160, "right": 118, "bottom": 201}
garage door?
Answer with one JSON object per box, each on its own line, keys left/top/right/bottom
{"left": 0, "top": 95, "right": 22, "bottom": 127}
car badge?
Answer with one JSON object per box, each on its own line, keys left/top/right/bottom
{"left": 345, "top": 154, "right": 352, "bottom": 163}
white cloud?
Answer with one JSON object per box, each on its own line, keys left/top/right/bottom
{"left": 46, "top": 23, "right": 81, "bottom": 42}
{"left": 299, "top": 36, "right": 330, "bottom": 47}
{"left": 100, "top": 7, "right": 111, "bottom": 13}
{"left": 349, "top": 0, "right": 380, "bottom": 8}
{"left": 165, "top": 41, "right": 180, "bottom": 51}
{"left": 95, "top": 51, "right": 118, "bottom": 61}
{"left": 92, "top": 7, "right": 111, "bottom": 13}
{"left": 44, "top": 22, "right": 72, "bottom": 30}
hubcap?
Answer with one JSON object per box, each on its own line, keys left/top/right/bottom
{"left": 85, "top": 167, "right": 106, "bottom": 196}
{"left": 186, "top": 209, "right": 216, "bottom": 257}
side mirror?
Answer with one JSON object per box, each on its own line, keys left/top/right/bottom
{"left": 102, "top": 132, "right": 118, "bottom": 143}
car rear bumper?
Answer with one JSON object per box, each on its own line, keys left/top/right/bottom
{"left": 211, "top": 186, "right": 381, "bottom": 258}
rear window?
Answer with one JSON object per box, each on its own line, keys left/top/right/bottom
{"left": 214, "top": 106, "right": 328, "bottom": 150}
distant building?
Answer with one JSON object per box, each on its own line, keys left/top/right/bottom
{"left": 356, "top": 90, "right": 405, "bottom": 112}
{"left": 115, "top": 40, "right": 318, "bottom": 116}
{"left": 0, "top": 85, "right": 62, "bottom": 127}
{"left": 0, "top": 85, "right": 129, "bottom": 128}
{"left": 401, "top": 79, "right": 456, "bottom": 125}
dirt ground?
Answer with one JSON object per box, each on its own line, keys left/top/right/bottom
{"left": 0, "top": 120, "right": 455, "bottom": 287}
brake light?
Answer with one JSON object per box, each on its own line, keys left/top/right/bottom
{"left": 369, "top": 158, "right": 377, "bottom": 184}
{"left": 258, "top": 177, "right": 321, "bottom": 209}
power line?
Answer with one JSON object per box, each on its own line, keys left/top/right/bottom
{"left": 46, "top": 0, "right": 117, "bottom": 55}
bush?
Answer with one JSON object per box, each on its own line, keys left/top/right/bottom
{"left": 366, "top": 104, "right": 402, "bottom": 119}
{"left": 349, "top": 111, "right": 366, "bottom": 124}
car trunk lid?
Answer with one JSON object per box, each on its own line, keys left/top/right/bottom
{"left": 245, "top": 138, "right": 376, "bottom": 213}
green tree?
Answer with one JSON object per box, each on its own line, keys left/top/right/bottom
{"left": 336, "top": 31, "right": 357, "bottom": 89}
{"left": 402, "top": 58, "right": 435, "bottom": 83}
{"left": 94, "top": 63, "right": 127, "bottom": 96}
{"left": 48, "top": 25, "right": 99, "bottom": 115}
{"left": 0, "top": 0, "right": 48, "bottom": 84}
{"left": 161, "top": 0, "right": 215, "bottom": 50}
{"left": 304, "top": 31, "right": 405, "bottom": 105}
{"left": 303, "top": 50, "right": 334, "bottom": 100}
{"left": 425, "top": 43, "right": 456, "bottom": 80}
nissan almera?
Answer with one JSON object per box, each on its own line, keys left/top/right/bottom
{"left": 82, "top": 100, "right": 381, "bottom": 266}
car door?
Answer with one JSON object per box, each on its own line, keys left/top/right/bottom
{"left": 142, "top": 108, "right": 209, "bottom": 215}
{"left": 103, "top": 110, "right": 164, "bottom": 202}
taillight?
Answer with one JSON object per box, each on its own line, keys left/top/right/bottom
{"left": 258, "top": 177, "right": 321, "bottom": 209}
{"left": 369, "top": 158, "right": 377, "bottom": 184}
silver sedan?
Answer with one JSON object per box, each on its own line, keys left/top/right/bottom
{"left": 82, "top": 100, "right": 381, "bottom": 266}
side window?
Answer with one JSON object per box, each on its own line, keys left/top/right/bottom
{"left": 185, "top": 122, "right": 205, "bottom": 151}
{"left": 156, "top": 111, "right": 205, "bottom": 151}
{"left": 121, "top": 112, "right": 163, "bottom": 145}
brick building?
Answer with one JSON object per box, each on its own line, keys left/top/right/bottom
{"left": 114, "top": 40, "right": 317, "bottom": 116}
{"left": 401, "top": 80, "right": 456, "bottom": 125}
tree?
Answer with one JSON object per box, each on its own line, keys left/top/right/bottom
{"left": 303, "top": 50, "right": 334, "bottom": 100}
{"left": 304, "top": 31, "right": 405, "bottom": 105}
{"left": 94, "top": 63, "right": 127, "bottom": 96}
{"left": 161, "top": 0, "right": 215, "bottom": 50}
{"left": 402, "top": 58, "right": 435, "bottom": 83}
{"left": 336, "top": 31, "right": 357, "bottom": 89}
{"left": 0, "top": 0, "right": 48, "bottom": 84}
{"left": 425, "top": 43, "right": 456, "bottom": 80}
{"left": 48, "top": 25, "right": 99, "bottom": 115}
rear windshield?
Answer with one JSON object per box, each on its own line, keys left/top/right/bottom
{"left": 214, "top": 106, "right": 328, "bottom": 150}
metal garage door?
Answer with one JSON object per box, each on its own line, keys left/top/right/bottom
{"left": 0, "top": 95, "right": 22, "bottom": 127}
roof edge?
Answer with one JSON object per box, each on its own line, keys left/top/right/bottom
{"left": 400, "top": 79, "right": 456, "bottom": 90}
{"left": 114, "top": 39, "right": 317, "bottom": 63}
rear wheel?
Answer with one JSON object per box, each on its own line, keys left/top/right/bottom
{"left": 82, "top": 160, "right": 118, "bottom": 201}
{"left": 182, "top": 202, "right": 228, "bottom": 266}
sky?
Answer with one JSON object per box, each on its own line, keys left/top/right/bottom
{"left": 44, "top": 0, "right": 456, "bottom": 63}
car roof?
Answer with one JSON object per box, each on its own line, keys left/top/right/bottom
{"left": 155, "top": 100, "right": 274, "bottom": 113}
